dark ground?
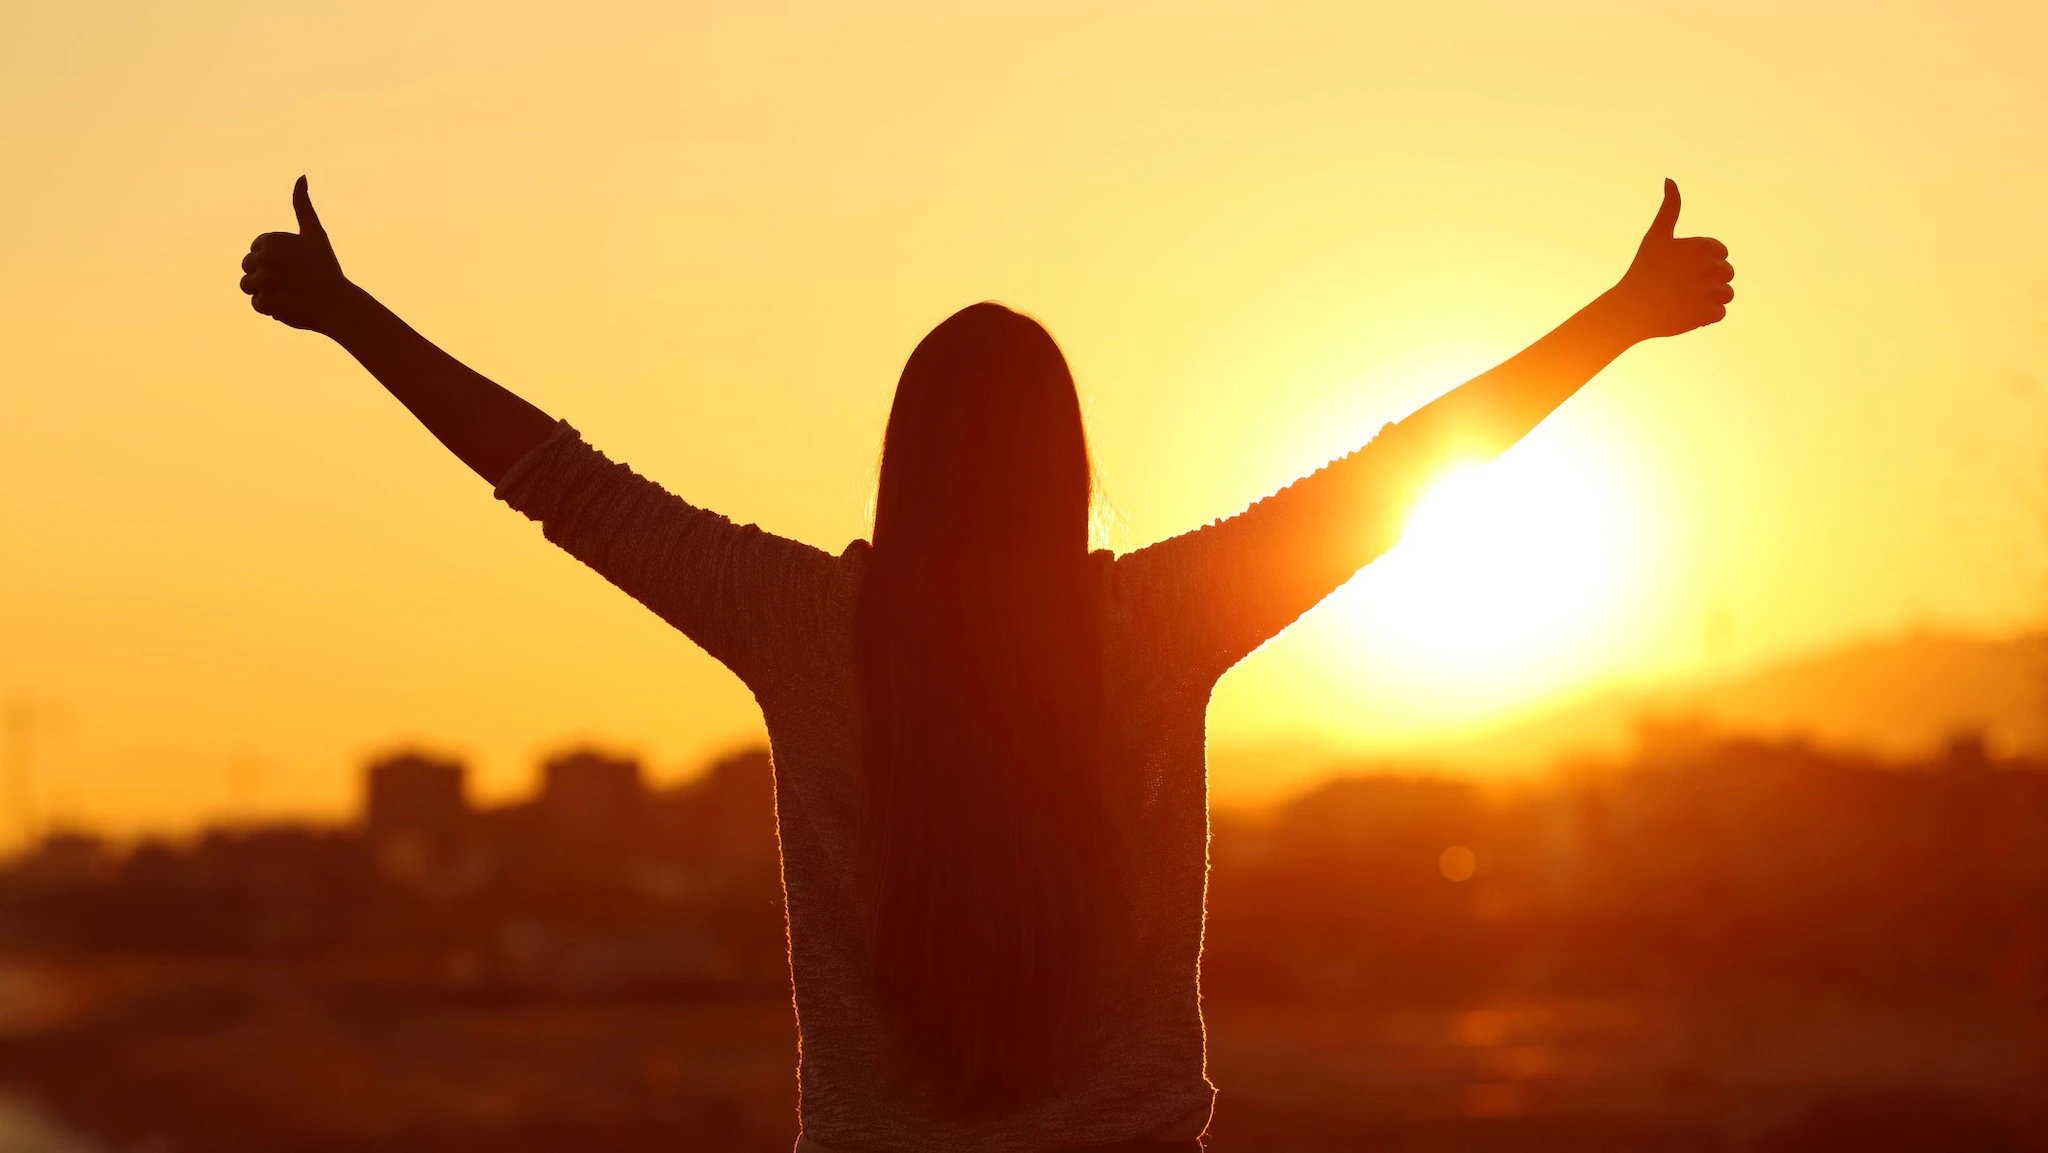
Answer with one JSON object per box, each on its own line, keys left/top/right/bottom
{"left": 2, "top": 958, "right": 2042, "bottom": 1153}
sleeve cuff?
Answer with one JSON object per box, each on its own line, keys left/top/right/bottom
{"left": 492, "top": 418, "right": 583, "bottom": 514}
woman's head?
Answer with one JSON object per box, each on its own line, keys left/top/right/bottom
{"left": 857, "top": 302, "right": 1109, "bottom": 1115}
{"left": 871, "top": 301, "right": 1091, "bottom": 559}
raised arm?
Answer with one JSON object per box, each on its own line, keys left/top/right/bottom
{"left": 1394, "top": 179, "right": 1731, "bottom": 468}
{"left": 238, "top": 177, "right": 556, "bottom": 485}
{"left": 1119, "top": 179, "right": 1734, "bottom": 683}
{"left": 238, "top": 178, "right": 843, "bottom": 691}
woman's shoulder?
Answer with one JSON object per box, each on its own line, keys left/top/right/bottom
{"left": 820, "top": 537, "right": 873, "bottom": 637}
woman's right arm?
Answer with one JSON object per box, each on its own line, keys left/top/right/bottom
{"left": 239, "top": 177, "right": 557, "bottom": 485}
{"left": 1118, "top": 180, "right": 1734, "bottom": 685}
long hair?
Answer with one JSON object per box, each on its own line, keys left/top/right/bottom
{"left": 855, "top": 302, "right": 1108, "bottom": 1115}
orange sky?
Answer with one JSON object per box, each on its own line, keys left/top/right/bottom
{"left": 3, "top": 1, "right": 2045, "bottom": 842}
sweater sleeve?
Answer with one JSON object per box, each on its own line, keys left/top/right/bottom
{"left": 1109, "top": 417, "right": 1433, "bottom": 687}
{"left": 494, "top": 420, "right": 841, "bottom": 692}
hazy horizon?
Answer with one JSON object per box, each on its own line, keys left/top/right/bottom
{"left": 10, "top": 624, "right": 2042, "bottom": 843}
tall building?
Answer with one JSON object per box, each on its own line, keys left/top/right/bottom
{"left": 363, "top": 752, "right": 468, "bottom": 880}
{"left": 538, "top": 748, "right": 647, "bottom": 865}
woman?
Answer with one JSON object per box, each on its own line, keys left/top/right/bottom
{"left": 239, "top": 177, "right": 1731, "bottom": 1152}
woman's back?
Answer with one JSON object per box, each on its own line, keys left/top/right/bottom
{"left": 772, "top": 541, "right": 1213, "bottom": 1152}
{"left": 493, "top": 418, "right": 1423, "bottom": 1151}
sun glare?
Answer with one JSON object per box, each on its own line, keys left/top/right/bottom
{"left": 1311, "top": 424, "right": 1654, "bottom": 719}
{"left": 1388, "top": 459, "right": 1624, "bottom": 661}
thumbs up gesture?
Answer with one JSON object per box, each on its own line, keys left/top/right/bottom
{"left": 239, "top": 176, "right": 352, "bottom": 333}
{"left": 1607, "top": 180, "right": 1735, "bottom": 340}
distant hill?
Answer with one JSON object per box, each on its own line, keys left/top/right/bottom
{"left": 1446, "top": 630, "right": 2048, "bottom": 770}
{"left": 1211, "top": 632, "right": 2048, "bottom": 804}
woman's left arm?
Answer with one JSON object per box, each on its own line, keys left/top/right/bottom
{"left": 240, "top": 177, "right": 559, "bottom": 486}
{"left": 242, "top": 177, "right": 841, "bottom": 691}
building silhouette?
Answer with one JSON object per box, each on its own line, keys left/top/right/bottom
{"left": 363, "top": 751, "right": 468, "bottom": 882}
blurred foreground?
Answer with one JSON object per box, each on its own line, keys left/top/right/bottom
{"left": 2, "top": 726, "right": 2045, "bottom": 1151}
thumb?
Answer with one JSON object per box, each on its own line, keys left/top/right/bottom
{"left": 1643, "top": 178, "right": 1680, "bottom": 245}
{"left": 292, "top": 175, "right": 326, "bottom": 237}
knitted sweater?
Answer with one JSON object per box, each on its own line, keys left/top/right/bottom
{"left": 495, "top": 418, "right": 1417, "bottom": 1152}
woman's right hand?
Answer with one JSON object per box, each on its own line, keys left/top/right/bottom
{"left": 240, "top": 176, "right": 353, "bottom": 334}
{"left": 1605, "top": 179, "right": 1735, "bottom": 341}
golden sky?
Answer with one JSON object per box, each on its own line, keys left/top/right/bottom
{"left": 3, "top": 1, "right": 2044, "bottom": 840}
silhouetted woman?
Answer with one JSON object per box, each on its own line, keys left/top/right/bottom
{"left": 240, "top": 176, "right": 1732, "bottom": 1152}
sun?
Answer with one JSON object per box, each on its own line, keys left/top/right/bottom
{"left": 1218, "top": 351, "right": 1676, "bottom": 749}
{"left": 1382, "top": 457, "right": 1624, "bottom": 665}
{"left": 1313, "top": 423, "right": 1655, "bottom": 712}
